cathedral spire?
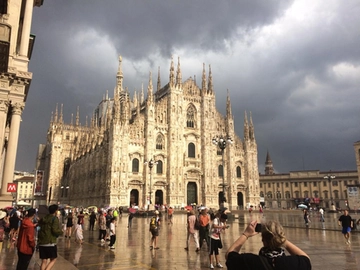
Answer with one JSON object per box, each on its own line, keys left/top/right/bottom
{"left": 249, "top": 111, "right": 255, "bottom": 140}
{"left": 70, "top": 113, "right": 73, "bottom": 125}
{"left": 176, "top": 56, "right": 182, "bottom": 88}
{"left": 85, "top": 115, "right": 88, "bottom": 127}
{"left": 54, "top": 104, "right": 58, "bottom": 123}
{"left": 208, "top": 64, "right": 213, "bottom": 94}
{"left": 226, "top": 89, "right": 232, "bottom": 117}
{"left": 244, "top": 111, "right": 249, "bottom": 140}
{"left": 157, "top": 66, "right": 161, "bottom": 92}
{"left": 106, "top": 90, "right": 109, "bottom": 100}
{"left": 140, "top": 83, "right": 144, "bottom": 104}
{"left": 59, "top": 104, "right": 63, "bottom": 123}
{"left": 201, "top": 63, "right": 207, "bottom": 92}
{"left": 265, "top": 150, "right": 274, "bottom": 175}
{"left": 133, "top": 90, "right": 138, "bottom": 108}
{"left": 169, "top": 55, "right": 175, "bottom": 87}
{"left": 147, "top": 71, "right": 153, "bottom": 103}
{"left": 116, "top": 55, "right": 123, "bottom": 96}
{"left": 76, "top": 106, "right": 80, "bottom": 126}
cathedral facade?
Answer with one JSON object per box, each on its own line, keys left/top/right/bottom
{"left": 37, "top": 56, "right": 260, "bottom": 210}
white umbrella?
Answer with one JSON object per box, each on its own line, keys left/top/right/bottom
{"left": 298, "top": 204, "right": 308, "bottom": 209}
{"left": 17, "top": 200, "right": 31, "bottom": 206}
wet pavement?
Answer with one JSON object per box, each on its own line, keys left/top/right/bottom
{"left": 1, "top": 210, "right": 360, "bottom": 269}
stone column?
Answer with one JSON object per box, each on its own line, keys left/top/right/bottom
{"left": 0, "top": 103, "right": 23, "bottom": 205}
{"left": 19, "top": 0, "right": 34, "bottom": 57}
{"left": 0, "top": 100, "right": 9, "bottom": 156}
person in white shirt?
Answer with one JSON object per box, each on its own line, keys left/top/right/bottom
{"left": 209, "top": 213, "right": 228, "bottom": 269}
{"left": 109, "top": 217, "right": 116, "bottom": 249}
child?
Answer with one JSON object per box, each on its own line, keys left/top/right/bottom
{"left": 109, "top": 217, "right": 116, "bottom": 249}
{"left": 74, "top": 221, "right": 83, "bottom": 244}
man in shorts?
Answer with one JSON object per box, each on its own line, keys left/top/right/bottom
{"left": 38, "top": 204, "right": 63, "bottom": 269}
{"left": 338, "top": 209, "right": 353, "bottom": 244}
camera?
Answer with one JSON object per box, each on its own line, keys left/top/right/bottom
{"left": 255, "top": 223, "right": 262, "bottom": 232}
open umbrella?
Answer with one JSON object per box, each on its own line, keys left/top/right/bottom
{"left": 298, "top": 204, "right": 308, "bottom": 209}
{"left": 16, "top": 201, "right": 31, "bottom": 206}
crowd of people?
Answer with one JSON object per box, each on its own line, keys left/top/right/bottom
{"left": 9, "top": 203, "right": 360, "bottom": 269}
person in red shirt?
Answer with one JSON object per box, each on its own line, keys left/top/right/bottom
{"left": 167, "top": 207, "right": 174, "bottom": 225}
{"left": 16, "top": 208, "right": 37, "bottom": 270}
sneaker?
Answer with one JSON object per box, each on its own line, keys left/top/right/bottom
{"left": 210, "top": 264, "right": 214, "bottom": 269}
{"left": 216, "top": 263, "right": 223, "bottom": 268}
{"left": 110, "top": 246, "right": 115, "bottom": 249}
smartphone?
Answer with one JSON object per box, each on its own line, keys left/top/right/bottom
{"left": 255, "top": 223, "right": 262, "bottom": 232}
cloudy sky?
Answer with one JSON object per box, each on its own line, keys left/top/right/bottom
{"left": 16, "top": 0, "right": 360, "bottom": 174}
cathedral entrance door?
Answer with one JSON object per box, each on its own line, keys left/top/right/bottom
{"left": 130, "top": 189, "right": 139, "bottom": 207}
{"left": 237, "top": 192, "right": 244, "bottom": 209}
{"left": 155, "top": 190, "right": 163, "bottom": 205}
{"left": 187, "top": 182, "right": 197, "bottom": 205}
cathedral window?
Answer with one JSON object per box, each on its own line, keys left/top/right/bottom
{"left": 236, "top": 166, "right": 241, "bottom": 178}
{"left": 66, "top": 133, "right": 70, "bottom": 140}
{"left": 132, "top": 158, "right": 139, "bottom": 173}
{"left": 218, "top": 165, "right": 223, "bottom": 177}
{"left": 186, "top": 105, "right": 196, "bottom": 128}
{"left": 156, "top": 134, "right": 163, "bottom": 150}
{"left": 156, "top": 160, "right": 163, "bottom": 174}
{"left": 188, "top": 143, "right": 195, "bottom": 158}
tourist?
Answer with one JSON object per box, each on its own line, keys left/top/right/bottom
{"left": 199, "top": 207, "right": 210, "bottom": 250}
{"left": 74, "top": 220, "right": 83, "bottom": 244}
{"left": 98, "top": 211, "right": 106, "bottom": 244}
{"left": 319, "top": 208, "right": 324, "bottom": 222}
{"left": 65, "top": 212, "right": 73, "bottom": 238}
{"left": 167, "top": 206, "right": 174, "bottom": 225}
{"left": 16, "top": 208, "right": 37, "bottom": 270}
{"left": 128, "top": 212, "right": 135, "bottom": 228}
{"left": 184, "top": 209, "right": 200, "bottom": 252}
{"left": 303, "top": 209, "right": 310, "bottom": 227}
{"left": 108, "top": 217, "right": 116, "bottom": 249}
{"left": 149, "top": 210, "right": 161, "bottom": 250}
{"left": 9, "top": 209, "right": 21, "bottom": 241}
{"left": 105, "top": 209, "right": 113, "bottom": 241}
{"left": 77, "top": 211, "right": 85, "bottom": 230}
{"left": 37, "top": 204, "right": 63, "bottom": 270}
{"left": 225, "top": 220, "right": 311, "bottom": 270}
{"left": 338, "top": 209, "right": 353, "bottom": 244}
{"left": 89, "top": 211, "right": 96, "bottom": 231}
{"left": 209, "top": 213, "right": 228, "bottom": 269}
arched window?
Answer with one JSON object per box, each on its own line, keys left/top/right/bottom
{"left": 236, "top": 166, "right": 241, "bottom": 178}
{"left": 188, "top": 143, "right": 195, "bottom": 158}
{"left": 276, "top": 192, "right": 281, "bottom": 199}
{"left": 267, "top": 192, "right": 272, "bottom": 199}
{"left": 132, "top": 158, "right": 139, "bottom": 173}
{"left": 294, "top": 191, "right": 300, "bottom": 198}
{"left": 156, "top": 160, "right": 163, "bottom": 174}
{"left": 260, "top": 191, "right": 264, "bottom": 197}
{"left": 334, "top": 190, "right": 339, "bottom": 199}
{"left": 186, "top": 105, "right": 196, "bottom": 128}
{"left": 323, "top": 191, "right": 328, "bottom": 199}
{"left": 304, "top": 191, "right": 309, "bottom": 198}
{"left": 156, "top": 134, "right": 163, "bottom": 150}
{"left": 285, "top": 191, "right": 291, "bottom": 199}
{"left": 218, "top": 165, "right": 223, "bottom": 177}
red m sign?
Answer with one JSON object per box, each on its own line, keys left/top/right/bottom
{"left": 7, "top": 183, "right": 17, "bottom": 192}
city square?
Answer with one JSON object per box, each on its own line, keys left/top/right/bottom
{"left": 1, "top": 210, "right": 360, "bottom": 270}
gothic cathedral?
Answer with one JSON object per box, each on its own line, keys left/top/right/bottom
{"left": 37, "top": 56, "right": 260, "bottom": 210}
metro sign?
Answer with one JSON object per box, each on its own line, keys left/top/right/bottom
{"left": 7, "top": 183, "right": 17, "bottom": 192}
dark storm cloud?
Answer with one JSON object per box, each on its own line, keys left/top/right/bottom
{"left": 16, "top": 1, "right": 360, "bottom": 174}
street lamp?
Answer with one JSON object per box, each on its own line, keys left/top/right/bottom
{"left": 324, "top": 174, "right": 335, "bottom": 206}
{"left": 144, "top": 158, "right": 158, "bottom": 207}
{"left": 212, "top": 135, "right": 232, "bottom": 205}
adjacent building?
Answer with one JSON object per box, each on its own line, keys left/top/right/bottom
{"left": 0, "top": 0, "right": 44, "bottom": 207}
{"left": 259, "top": 152, "right": 358, "bottom": 210}
{"left": 37, "top": 56, "right": 260, "bottom": 210}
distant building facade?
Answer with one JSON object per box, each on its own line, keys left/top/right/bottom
{"left": 13, "top": 171, "right": 34, "bottom": 204}
{"left": 0, "top": 0, "right": 44, "bottom": 207}
{"left": 37, "top": 57, "right": 260, "bottom": 210}
{"left": 259, "top": 153, "right": 358, "bottom": 210}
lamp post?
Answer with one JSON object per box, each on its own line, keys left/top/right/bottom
{"left": 324, "top": 174, "right": 335, "bottom": 207}
{"left": 212, "top": 135, "right": 232, "bottom": 205}
{"left": 144, "top": 158, "right": 158, "bottom": 207}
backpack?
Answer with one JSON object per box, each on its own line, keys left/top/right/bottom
{"left": 194, "top": 216, "right": 201, "bottom": 230}
{"left": 150, "top": 216, "right": 157, "bottom": 229}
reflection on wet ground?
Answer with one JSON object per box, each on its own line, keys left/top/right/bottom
{"left": 1, "top": 210, "right": 360, "bottom": 269}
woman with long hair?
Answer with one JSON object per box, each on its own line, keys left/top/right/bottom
{"left": 65, "top": 212, "right": 74, "bottom": 238}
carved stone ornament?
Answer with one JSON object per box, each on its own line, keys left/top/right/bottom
{"left": 12, "top": 103, "right": 24, "bottom": 115}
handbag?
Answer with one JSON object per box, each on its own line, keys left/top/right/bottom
{"left": 194, "top": 217, "right": 201, "bottom": 230}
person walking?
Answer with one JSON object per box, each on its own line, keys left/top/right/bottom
{"left": 89, "top": 211, "right": 96, "bottom": 231}
{"left": 65, "top": 212, "right": 73, "bottom": 238}
{"left": 37, "top": 204, "right": 63, "bottom": 270}
{"left": 199, "top": 207, "right": 210, "bottom": 250}
{"left": 184, "top": 209, "right": 200, "bottom": 252}
{"left": 98, "top": 211, "right": 106, "bottom": 244}
{"left": 128, "top": 212, "right": 135, "bottom": 228}
{"left": 108, "top": 218, "right": 116, "bottom": 249}
{"left": 167, "top": 207, "right": 174, "bottom": 225}
{"left": 209, "top": 213, "right": 228, "bottom": 269}
{"left": 149, "top": 210, "right": 161, "bottom": 250}
{"left": 16, "top": 208, "right": 37, "bottom": 270}
{"left": 303, "top": 210, "right": 310, "bottom": 227}
{"left": 73, "top": 221, "right": 83, "bottom": 244}
{"left": 77, "top": 211, "right": 85, "bottom": 230}
{"left": 338, "top": 209, "right": 353, "bottom": 244}
{"left": 225, "top": 220, "right": 311, "bottom": 270}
